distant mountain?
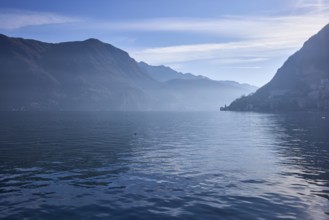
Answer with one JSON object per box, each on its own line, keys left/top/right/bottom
{"left": 0, "top": 34, "right": 257, "bottom": 111}
{"left": 163, "top": 79, "right": 257, "bottom": 110}
{"left": 138, "top": 62, "right": 208, "bottom": 82}
{"left": 137, "top": 62, "right": 257, "bottom": 110}
{"left": 225, "top": 23, "right": 329, "bottom": 112}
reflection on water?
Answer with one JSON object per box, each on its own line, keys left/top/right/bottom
{"left": 270, "top": 113, "right": 329, "bottom": 202}
{"left": 0, "top": 111, "right": 328, "bottom": 219}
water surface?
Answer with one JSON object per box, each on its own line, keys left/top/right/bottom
{"left": 0, "top": 111, "right": 329, "bottom": 219}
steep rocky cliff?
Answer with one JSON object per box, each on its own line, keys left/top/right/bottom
{"left": 226, "top": 24, "right": 329, "bottom": 112}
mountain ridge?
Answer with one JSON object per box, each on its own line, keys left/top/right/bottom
{"left": 0, "top": 34, "right": 257, "bottom": 111}
{"left": 224, "top": 23, "right": 329, "bottom": 112}
{"left": 138, "top": 61, "right": 208, "bottom": 82}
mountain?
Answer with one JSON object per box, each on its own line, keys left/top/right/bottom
{"left": 163, "top": 79, "right": 257, "bottom": 110}
{"left": 137, "top": 61, "right": 257, "bottom": 110}
{"left": 138, "top": 61, "right": 207, "bottom": 82}
{"left": 0, "top": 34, "right": 257, "bottom": 111}
{"left": 0, "top": 34, "right": 159, "bottom": 110}
{"left": 225, "top": 23, "right": 329, "bottom": 112}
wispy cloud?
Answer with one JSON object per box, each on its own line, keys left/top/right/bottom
{"left": 293, "top": 0, "right": 329, "bottom": 11}
{"left": 223, "top": 66, "right": 262, "bottom": 69}
{"left": 126, "top": 13, "right": 328, "bottom": 66}
{"left": 100, "top": 15, "right": 327, "bottom": 39}
{"left": 129, "top": 21, "right": 324, "bottom": 66}
{"left": 131, "top": 39, "right": 299, "bottom": 65}
{"left": 93, "top": 1, "right": 329, "bottom": 39}
{"left": 0, "top": 10, "right": 79, "bottom": 29}
{"left": 211, "top": 58, "right": 269, "bottom": 65}
{"left": 91, "top": 1, "right": 328, "bottom": 67}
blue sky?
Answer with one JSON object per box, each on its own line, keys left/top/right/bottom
{"left": 0, "top": 0, "right": 328, "bottom": 86}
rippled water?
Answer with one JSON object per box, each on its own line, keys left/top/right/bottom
{"left": 0, "top": 111, "right": 329, "bottom": 219}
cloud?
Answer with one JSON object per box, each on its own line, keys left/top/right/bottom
{"left": 293, "top": 0, "right": 329, "bottom": 11}
{"left": 130, "top": 37, "right": 303, "bottom": 65}
{"left": 210, "top": 58, "right": 269, "bottom": 65}
{"left": 0, "top": 10, "right": 79, "bottom": 29}
{"left": 86, "top": 1, "right": 327, "bottom": 67}
{"left": 222, "top": 66, "right": 262, "bottom": 69}
{"left": 125, "top": 12, "right": 329, "bottom": 66}
{"left": 93, "top": 2, "right": 329, "bottom": 40}
{"left": 94, "top": 16, "right": 327, "bottom": 40}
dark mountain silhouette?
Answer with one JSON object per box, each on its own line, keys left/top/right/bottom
{"left": 138, "top": 61, "right": 207, "bottom": 82}
{"left": 0, "top": 34, "right": 158, "bottom": 110}
{"left": 0, "top": 34, "right": 256, "bottom": 111}
{"left": 224, "top": 23, "right": 329, "bottom": 112}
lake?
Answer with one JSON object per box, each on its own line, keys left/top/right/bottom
{"left": 0, "top": 111, "right": 329, "bottom": 219}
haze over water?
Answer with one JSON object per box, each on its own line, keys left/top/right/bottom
{"left": 0, "top": 111, "right": 329, "bottom": 219}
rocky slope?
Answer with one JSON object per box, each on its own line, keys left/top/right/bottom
{"left": 225, "top": 23, "right": 329, "bottom": 112}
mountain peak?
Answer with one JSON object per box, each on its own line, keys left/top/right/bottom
{"left": 83, "top": 38, "right": 104, "bottom": 45}
{"left": 0, "top": 34, "right": 257, "bottom": 111}
{"left": 0, "top": 33, "right": 8, "bottom": 39}
{"left": 80, "top": 38, "right": 120, "bottom": 50}
{"left": 225, "top": 23, "right": 329, "bottom": 112}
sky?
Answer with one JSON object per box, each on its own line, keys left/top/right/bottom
{"left": 0, "top": 0, "right": 328, "bottom": 86}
